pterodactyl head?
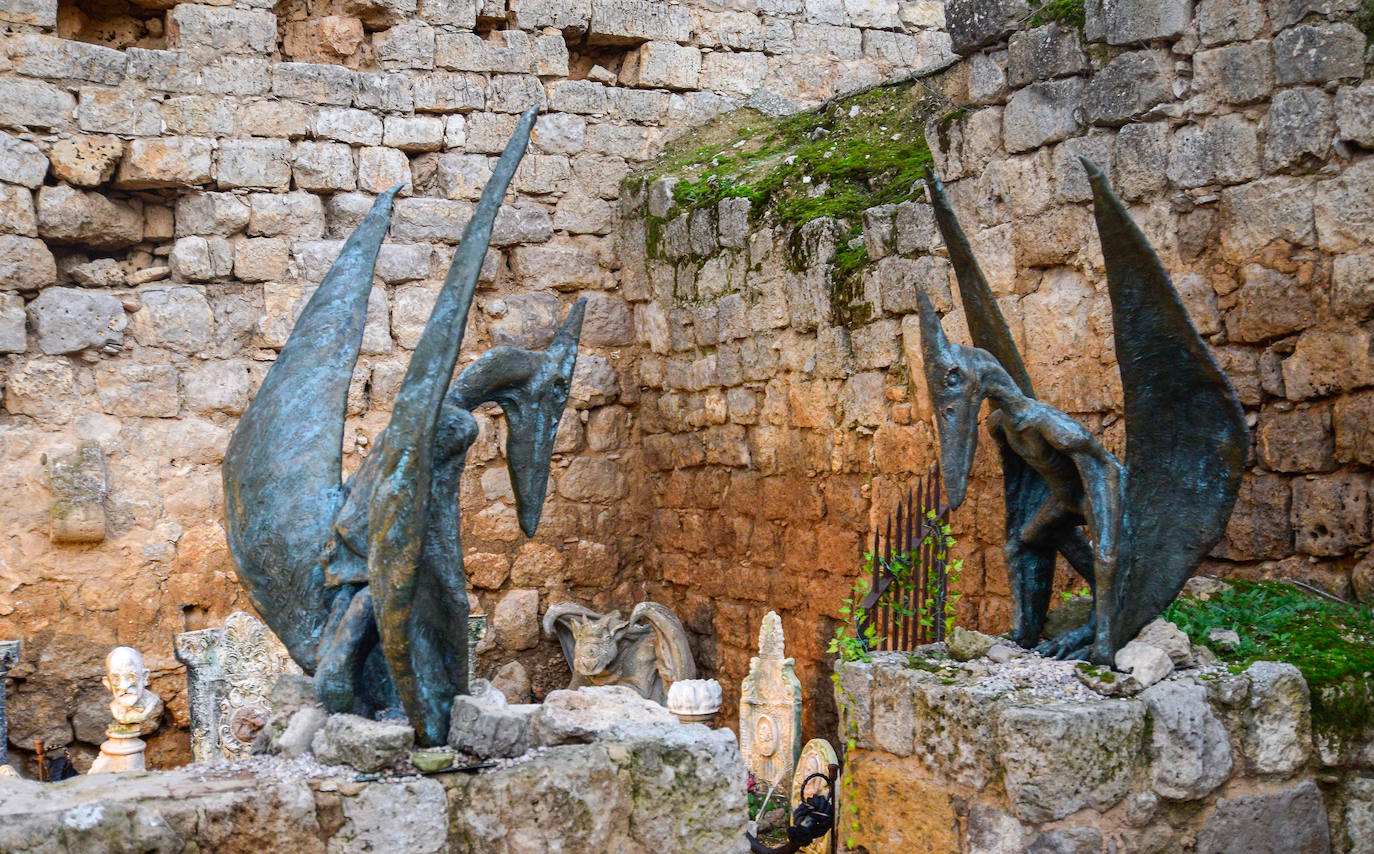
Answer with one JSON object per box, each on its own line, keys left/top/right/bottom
{"left": 917, "top": 290, "right": 985, "bottom": 510}
{"left": 460, "top": 298, "right": 586, "bottom": 537}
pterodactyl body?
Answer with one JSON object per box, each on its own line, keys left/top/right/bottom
{"left": 917, "top": 162, "right": 1247, "bottom": 664}
{"left": 223, "top": 108, "right": 584, "bottom": 744}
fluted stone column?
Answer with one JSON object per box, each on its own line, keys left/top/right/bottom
{"left": 0, "top": 640, "right": 19, "bottom": 767}
{"left": 173, "top": 628, "right": 225, "bottom": 763}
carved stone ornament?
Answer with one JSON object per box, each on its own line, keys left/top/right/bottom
{"left": 543, "top": 601, "right": 697, "bottom": 705}
{"left": 740, "top": 611, "right": 802, "bottom": 789}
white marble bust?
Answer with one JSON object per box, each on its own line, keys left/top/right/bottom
{"left": 103, "top": 646, "right": 163, "bottom": 735}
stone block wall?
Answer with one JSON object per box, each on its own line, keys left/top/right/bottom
{"left": 835, "top": 652, "right": 1373, "bottom": 853}
{"left": 623, "top": 0, "right": 1374, "bottom": 743}
{"left": 0, "top": 0, "right": 951, "bottom": 772}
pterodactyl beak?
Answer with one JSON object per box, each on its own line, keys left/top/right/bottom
{"left": 508, "top": 299, "right": 586, "bottom": 538}
{"left": 917, "top": 291, "right": 979, "bottom": 510}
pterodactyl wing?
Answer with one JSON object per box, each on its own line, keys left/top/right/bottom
{"left": 367, "top": 107, "right": 538, "bottom": 745}
{"left": 222, "top": 187, "right": 401, "bottom": 670}
{"left": 1084, "top": 159, "right": 1247, "bottom": 648}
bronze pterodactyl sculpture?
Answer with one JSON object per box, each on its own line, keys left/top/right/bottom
{"left": 224, "top": 108, "right": 585, "bottom": 744}
{"left": 916, "top": 161, "right": 1247, "bottom": 664}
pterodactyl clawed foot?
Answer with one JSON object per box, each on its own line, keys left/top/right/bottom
{"left": 1035, "top": 615, "right": 1096, "bottom": 660}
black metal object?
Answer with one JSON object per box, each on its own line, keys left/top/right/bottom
{"left": 856, "top": 468, "right": 951, "bottom": 651}
{"left": 917, "top": 163, "right": 1247, "bottom": 664}
{"left": 746, "top": 764, "right": 838, "bottom": 854}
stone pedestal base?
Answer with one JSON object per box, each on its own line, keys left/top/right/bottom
{"left": 88, "top": 732, "right": 146, "bottom": 775}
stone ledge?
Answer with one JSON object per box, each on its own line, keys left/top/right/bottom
{"left": 835, "top": 649, "right": 1372, "bottom": 853}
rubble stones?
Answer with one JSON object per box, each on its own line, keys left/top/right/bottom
{"left": 531, "top": 686, "right": 677, "bottom": 746}
{"left": 447, "top": 692, "right": 536, "bottom": 757}
{"left": 1114, "top": 641, "right": 1174, "bottom": 688}
{"left": 310, "top": 713, "right": 414, "bottom": 772}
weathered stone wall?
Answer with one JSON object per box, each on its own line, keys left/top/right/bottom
{"left": 835, "top": 649, "right": 1373, "bottom": 853}
{"left": 624, "top": 0, "right": 1374, "bottom": 743}
{"left": 0, "top": 0, "right": 952, "bottom": 772}
{"left": 0, "top": 699, "right": 748, "bottom": 853}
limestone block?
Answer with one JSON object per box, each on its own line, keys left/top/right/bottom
{"left": 1335, "top": 391, "right": 1374, "bottom": 465}
{"left": 282, "top": 15, "right": 365, "bottom": 65}
{"left": 0, "top": 184, "right": 35, "bottom": 237}
{"left": 1115, "top": 641, "right": 1174, "bottom": 688}
{"left": 489, "top": 74, "right": 548, "bottom": 113}
{"left": 1273, "top": 23, "right": 1365, "bottom": 86}
{"left": 248, "top": 192, "right": 326, "bottom": 239}
{"left": 129, "top": 285, "right": 215, "bottom": 354}
{"left": 1337, "top": 82, "right": 1374, "bottom": 147}
{"left": 170, "top": 235, "right": 234, "bottom": 281}
{"left": 699, "top": 50, "right": 766, "bottom": 95}
{"left": 1315, "top": 158, "right": 1374, "bottom": 253}
{"left": 1220, "top": 474, "right": 1295, "bottom": 559}
{"left": 0, "top": 293, "right": 24, "bottom": 353}
{"left": 1167, "top": 115, "right": 1261, "bottom": 189}
{"left": 587, "top": 0, "right": 692, "bottom": 46}
{"left": 1345, "top": 778, "right": 1374, "bottom": 854}
{"left": 1196, "top": 0, "right": 1267, "bottom": 46}
{"left": 96, "top": 363, "right": 179, "bottom": 417}
{"left": 445, "top": 114, "right": 466, "bottom": 148}
{"left": 375, "top": 19, "right": 436, "bottom": 70}
{"left": 1283, "top": 326, "right": 1374, "bottom": 400}
{"left": 551, "top": 80, "right": 607, "bottom": 114}
{"left": 160, "top": 95, "right": 236, "bottom": 137}
{"left": 115, "top": 137, "right": 214, "bottom": 189}
{"left": 1194, "top": 41, "right": 1275, "bottom": 106}
{"left": 241, "top": 101, "right": 314, "bottom": 140}
{"left": 1256, "top": 405, "right": 1334, "bottom": 473}
{"left": 49, "top": 135, "right": 123, "bottom": 188}
{"left": 6, "top": 356, "right": 76, "bottom": 422}
{"left": 554, "top": 193, "right": 613, "bottom": 234}
{"left": 0, "top": 0, "right": 55, "bottom": 26}
{"left": 218, "top": 138, "right": 292, "bottom": 190}
{"left": 76, "top": 86, "right": 159, "bottom": 135}
{"left": 945, "top": 0, "right": 1030, "bottom": 55}
{"left": 168, "top": 4, "right": 276, "bottom": 54}
{"left": 315, "top": 107, "right": 383, "bottom": 146}
{"left": 1007, "top": 23, "right": 1087, "bottom": 87}
{"left": 311, "top": 714, "right": 414, "bottom": 772}
{"left": 352, "top": 73, "right": 412, "bottom": 114}
{"left": 510, "top": 0, "right": 591, "bottom": 32}
{"left": 29, "top": 287, "right": 125, "bottom": 355}
{"left": 1264, "top": 87, "right": 1334, "bottom": 171}
{"left": 375, "top": 243, "right": 431, "bottom": 284}
{"left": 1140, "top": 679, "right": 1233, "bottom": 799}
{"left": 493, "top": 588, "right": 540, "bottom": 650}
{"left": 1089, "top": 0, "right": 1191, "bottom": 45}
{"left": 1292, "top": 473, "right": 1372, "bottom": 557}
{"left": 0, "top": 234, "right": 55, "bottom": 291}
{"left": 272, "top": 62, "right": 357, "bottom": 106}
{"left": 357, "top": 147, "right": 413, "bottom": 195}
{"left": 37, "top": 185, "right": 142, "bottom": 248}
{"left": 622, "top": 41, "right": 700, "bottom": 90}
{"left": 383, "top": 116, "right": 444, "bottom": 152}
{"left": 392, "top": 198, "right": 472, "bottom": 241}
{"left": 1224, "top": 264, "right": 1317, "bottom": 343}
{"left": 176, "top": 192, "right": 250, "bottom": 236}
{"left": 995, "top": 699, "right": 1146, "bottom": 822}
{"left": 581, "top": 292, "right": 633, "bottom": 346}
{"left": 1243, "top": 661, "right": 1313, "bottom": 774}
{"left": 1196, "top": 781, "right": 1331, "bottom": 854}
{"left": 412, "top": 71, "right": 487, "bottom": 112}
{"left": 448, "top": 693, "right": 536, "bottom": 757}
{"left": 968, "top": 50, "right": 1008, "bottom": 105}
{"left": 4, "top": 35, "right": 124, "bottom": 87}
{"left": 1083, "top": 50, "right": 1171, "bottom": 126}
{"left": 531, "top": 685, "right": 677, "bottom": 746}
{"left": 533, "top": 113, "right": 587, "bottom": 156}
{"left": 557, "top": 458, "right": 626, "bottom": 501}
{"left": 435, "top": 30, "right": 557, "bottom": 74}
{"left": 183, "top": 359, "right": 250, "bottom": 415}
{"left": 491, "top": 202, "right": 553, "bottom": 245}
{"left": 0, "top": 132, "right": 47, "bottom": 189}
{"left": 292, "top": 142, "right": 357, "bottom": 193}
{"left": 1003, "top": 78, "right": 1084, "bottom": 153}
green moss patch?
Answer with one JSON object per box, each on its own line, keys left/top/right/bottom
{"left": 1165, "top": 579, "right": 1374, "bottom": 747}
{"left": 1027, "top": 0, "right": 1086, "bottom": 30}
{"left": 630, "top": 81, "right": 947, "bottom": 327}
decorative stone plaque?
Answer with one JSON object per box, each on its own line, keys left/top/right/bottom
{"left": 0, "top": 640, "right": 18, "bottom": 769}
{"left": 791, "top": 738, "right": 838, "bottom": 854}
{"left": 740, "top": 611, "right": 803, "bottom": 789}
{"left": 175, "top": 611, "right": 299, "bottom": 761}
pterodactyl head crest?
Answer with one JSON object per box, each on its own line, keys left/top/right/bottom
{"left": 917, "top": 290, "right": 983, "bottom": 510}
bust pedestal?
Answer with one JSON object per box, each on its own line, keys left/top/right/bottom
{"left": 88, "top": 724, "right": 147, "bottom": 774}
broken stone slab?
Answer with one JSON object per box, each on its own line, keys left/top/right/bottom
{"left": 1115, "top": 640, "right": 1174, "bottom": 688}
{"left": 447, "top": 691, "right": 536, "bottom": 758}
{"left": 1140, "top": 679, "right": 1233, "bottom": 800}
{"left": 48, "top": 442, "right": 108, "bottom": 544}
{"left": 311, "top": 713, "right": 414, "bottom": 772}
{"left": 948, "top": 626, "right": 999, "bottom": 661}
{"left": 1243, "top": 660, "right": 1313, "bottom": 775}
{"left": 1195, "top": 780, "right": 1331, "bottom": 854}
{"left": 1134, "top": 619, "right": 1193, "bottom": 667}
{"left": 531, "top": 685, "right": 678, "bottom": 746}
{"left": 1075, "top": 662, "right": 1144, "bottom": 697}
{"left": 995, "top": 698, "right": 1146, "bottom": 822}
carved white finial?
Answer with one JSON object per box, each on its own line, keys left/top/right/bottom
{"left": 758, "top": 611, "right": 784, "bottom": 659}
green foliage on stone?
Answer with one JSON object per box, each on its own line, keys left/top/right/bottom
{"left": 1359, "top": 1, "right": 1374, "bottom": 44}
{"left": 1165, "top": 579, "right": 1374, "bottom": 746}
{"left": 631, "top": 81, "right": 940, "bottom": 327}
{"left": 1027, "top": 0, "right": 1086, "bottom": 30}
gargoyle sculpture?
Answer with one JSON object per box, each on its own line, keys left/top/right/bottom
{"left": 223, "top": 108, "right": 585, "bottom": 745}
{"left": 916, "top": 161, "right": 1247, "bottom": 665}
{"left": 542, "top": 602, "right": 697, "bottom": 704}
